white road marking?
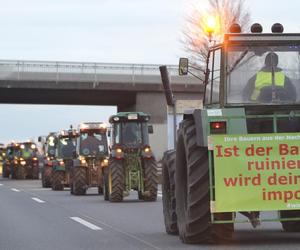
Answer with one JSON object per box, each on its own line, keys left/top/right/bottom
{"left": 0, "top": 183, "right": 3, "bottom": 186}
{"left": 31, "top": 197, "right": 46, "bottom": 203}
{"left": 11, "top": 188, "right": 20, "bottom": 192}
{"left": 70, "top": 217, "right": 103, "bottom": 231}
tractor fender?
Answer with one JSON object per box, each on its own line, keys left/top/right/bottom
{"left": 183, "top": 109, "right": 206, "bottom": 147}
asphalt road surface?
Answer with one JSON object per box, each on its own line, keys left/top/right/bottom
{"left": 1, "top": 177, "right": 300, "bottom": 250}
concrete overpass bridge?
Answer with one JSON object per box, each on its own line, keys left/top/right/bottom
{"left": 0, "top": 59, "right": 204, "bottom": 158}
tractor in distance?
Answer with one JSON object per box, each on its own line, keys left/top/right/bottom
{"left": 39, "top": 132, "right": 58, "bottom": 188}
{"left": 4, "top": 143, "right": 19, "bottom": 178}
{"left": 162, "top": 23, "right": 300, "bottom": 243}
{"left": 51, "top": 128, "right": 78, "bottom": 191}
{"left": 70, "top": 122, "right": 109, "bottom": 195}
{"left": 0, "top": 144, "right": 5, "bottom": 176}
{"left": 104, "top": 112, "right": 158, "bottom": 202}
{"left": 14, "top": 141, "right": 39, "bottom": 179}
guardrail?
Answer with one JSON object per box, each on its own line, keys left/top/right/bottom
{"left": 0, "top": 60, "right": 181, "bottom": 83}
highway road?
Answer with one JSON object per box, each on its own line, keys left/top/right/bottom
{"left": 1, "top": 177, "right": 300, "bottom": 250}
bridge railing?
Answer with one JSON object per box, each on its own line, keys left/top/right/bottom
{"left": 0, "top": 60, "right": 188, "bottom": 82}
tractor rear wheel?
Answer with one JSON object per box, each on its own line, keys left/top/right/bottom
{"left": 280, "top": 210, "right": 300, "bottom": 232}
{"left": 140, "top": 158, "right": 158, "bottom": 201}
{"left": 42, "top": 166, "right": 52, "bottom": 188}
{"left": 162, "top": 150, "right": 178, "bottom": 235}
{"left": 72, "top": 167, "right": 87, "bottom": 195}
{"left": 52, "top": 171, "right": 64, "bottom": 191}
{"left": 175, "top": 119, "right": 234, "bottom": 243}
{"left": 108, "top": 159, "right": 124, "bottom": 202}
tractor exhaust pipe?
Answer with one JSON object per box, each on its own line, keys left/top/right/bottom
{"left": 159, "top": 65, "right": 177, "bottom": 149}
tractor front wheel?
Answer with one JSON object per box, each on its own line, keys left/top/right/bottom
{"left": 72, "top": 167, "right": 87, "bottom": 195}
{"left": 42, "top": 166, "right": 52, "bottom": 188}
{"left": 16, "top": 166, "right": 26, "bottom": 180}
{"left": 108, "top": 159, "right": 124, "bottom": 202}
{"left": 162, "top": 150, "right": 178, "bottom": 235}
{"left": 52, "top": 171, "right": 64, "bottom": 191}
{"left": 140, "top": 158, "right": 158, "bottom": 201}
{"left": 103, "top": 168, "right": 109, "bottom": 201}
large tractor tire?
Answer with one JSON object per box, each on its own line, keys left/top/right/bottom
{"left": 280, "top": 210, "right": 300, "bottom": 232}
{"left": 103, "top": 168, "right": 109, "bottom": 201}
{"left": 42, "top": 166, "right": 52, "bottom": 188}
{"left": 16, "top": 166, "right": 26, "bottom": 180}
{"left": 108, "top": 159, "right": 124, "bottom": 202}
{"left": 72, "top": 167, "right": 87, "bottom": 195}
{"left": 162, "top": 150, "right": 178, "bottom": 235}
{"left": 175, "top": 119, "right": 234, "bottom": 244}
{"left": 52, "top": 171, "right": 64, "bottom": 191}
{"left": 2, "top": 164, "right": 10, "bottom": 178}
{"left": 140, "top": 158, "right": 158, "bottom": 201}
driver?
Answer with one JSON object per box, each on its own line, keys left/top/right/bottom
{"left": 242, "top": 52, "right": 296, "bottom": 102}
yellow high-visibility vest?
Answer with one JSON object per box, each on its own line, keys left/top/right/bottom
{"left": 251, "top": 71, "right": 285, "bottom": 100}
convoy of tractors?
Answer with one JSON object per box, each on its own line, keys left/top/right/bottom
{"left": 0, "top": 112, "right": 159, "bottom": 202}
{"left": 2, "top": 23, "right": 300, "bottom": 245}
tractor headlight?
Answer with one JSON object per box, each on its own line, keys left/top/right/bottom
{"left": 20, "top": 160, "right": 26, "bottom": 166}
{"left": 102, "top": 158, "right": 109, "bottom": 167}
{"left": 59, "top": 160, "right": 64, "bottom": 166}
{"left": 80, "top": 159, "right": 87, "bottom": 165}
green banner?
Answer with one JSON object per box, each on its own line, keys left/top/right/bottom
{"left": 211, "top": 133, "right": 300, "bottom": 213}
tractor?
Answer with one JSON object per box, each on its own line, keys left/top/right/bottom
{"left": 51, "top": 128, "right": 78, "bottom": 191}
{"left": 0, "top": 144, "right": 6, "bottom": 176}
{"left": 4, "top": 143, "right": 18, "bottom": 178}
{"left": 40, "top": 132, "right": 58, "bottom": 187}
{"left": 104, "top": 112, "right": 158, "bottom": 202}
{"left": 70, "top": 122, "right": 109, "bottom": 195}
{"left": 15, "top": 142, "right": 39, "bottom": 179}
{"left": 162, "top": 23, "right": 300, "bottom": 243}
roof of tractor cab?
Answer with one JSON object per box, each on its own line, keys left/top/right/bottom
{"left": 109, "top": 112, "right": 151, "bottom": 123}
{"left": 224, "top": 33, "right": 300, "bottom": 46}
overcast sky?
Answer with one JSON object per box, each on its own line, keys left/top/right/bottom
{"left": 0, "top": 0, "right": 300, "bottom": 143}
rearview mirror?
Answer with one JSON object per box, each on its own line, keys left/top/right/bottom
{"left": 107, "top": 129, "right": 111, "bottom": 137}
{"left": 179, "top": 58, "right": 189, "bottom": 75}
{"left": 148, "top": 125, "right": 153, "bottom": 134}
{"left": 38, "top": 136, "right": 42, "bottom": 142}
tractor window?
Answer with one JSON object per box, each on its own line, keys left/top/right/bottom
{"left": 205, "top": 47, "right": 221, "bottom": 105}
{"left": 79, "top": 131, "right": 107, "bottom": 156}
{"left": 226, "top": 45, "right": 300, "bottom": 104}
{"left": 121, "top": 122, "right": 142, "bottom": 146}
{"left": 113, "top": 123, "right": 121, "bottom": 144}
{"left": 21, "top": 144, "right": 36, "bottom": 158}
{"left": 58, "top": 137, "right": 76, "bottom": 158}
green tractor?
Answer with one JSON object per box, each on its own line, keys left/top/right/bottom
{"left": 40, "top": 133, "right": 57, "bottom": 188}
{"left": 51, "top": 128, "right": 78, "bottom": 191}
{"left": 4, "top": 143, "right": 18, "bottom": 178}
{"left": 70, "top": 122, "right": 109, "bottom": 195}
{"left": 15, "top": 142, "right": 39, "bottom": 179}
{"left": 162, "top": 23, "right": 300, "bottom": 243}
{"left": 104, "top": 112, "right": 158, "bottom": 202}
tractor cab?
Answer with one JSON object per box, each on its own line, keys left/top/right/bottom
{"left": 202, "top": 24, "right": 300, "bottom": 109}
{"left": 45, "top": 133, "right": 57, "bottom": 159}
{"left": 57, "top": 129, "right": 78, "bottom": 160}
{"left": 109, "top": 112, "right": 153, "bottom": 153}
{"left": 78, "top": 122, "right": 108, "bottom": 159}
{"left": 19, "top": 142, "right": 38, "bottom": 160}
